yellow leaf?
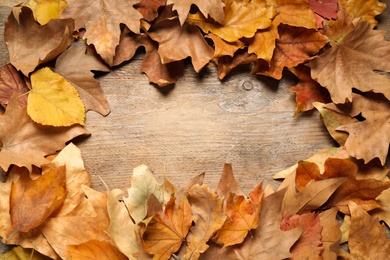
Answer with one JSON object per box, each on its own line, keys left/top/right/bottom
{"left": 24, "top": 0, "right": 68, "bottom": 25}
{"left": 339, "top": 0, "right": 386, "bottom": 28}
{"left": 187, "top": 0, "right": 276, "bottom": 42}
{"left": 0, "top": 246, "right": 51, "bottom": 260}
{"left": 66, "top": 240, "right": 128, "bottom": 260}
{"left": 28, "top": 67, "right": 85, "bottom": 127}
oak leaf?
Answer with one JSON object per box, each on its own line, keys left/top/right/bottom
{"left": 280, "top": 212, "right": 324, "bottom": 259}
{"left": 339, "top": 0, "right": 386, "bottom": 28}
{"left": 319, "top": 208, "right": 342, "bottom": 259}
{"left": 308, "top": 20, "right": 390, "bottom": 104}
{"left": 371, "top": 188, "right": 390, "bottom": 226}
{"left": 289, "top": 65, "right": 331, "bottom": 115}
{"left": 123, "top": 165, "right": 177, "bottom": 224}
{"left": 0, "top": 64, "right": 29, "bottom": 107}
{"left": 323, "top": 93, "right": 390, "bottom": 165}
{"left": 0, "top": 96, "right": 89, "bottom": 172}
{"left": 66, "top": 240, "right": 128, "bottom": 260}
{"left": 346, "top": 202, "right": 390, "bottom": 258}
{"left": 255, "top": 24, "right": 328, "bottom": 80}
{"left": 141, "top": 196, "right": 192, "bottom": 259}
{"left": 24, "top": 0, "right": 67, "bottom": 25}
{"left": 5, "top": 6, "right": 74, "bottom": 76}
{"left": 183, "top": 184, "right": 227, "bottom": 259}
{"left": 187, "top": 0, "right": 276, "bottom": 42}
{"left": 167, "top": 0, "right": 225, "bottom": 26}
{"left": 61, "top": 0, "right": 143, "bottom": 65}
{"left": 55, "top": 44, "right": 111, "bottom": 115}
{"left": 134, "top": 0, "right": 166, "bottom": 22}
{"left": 28, "top": 67, "right": 85, "bottom": 126}
{"left": 148, "top": 14, "right": 214, "bottom": 73}
{"left": 10, "top": 165, "right": 66, "bottom": 233}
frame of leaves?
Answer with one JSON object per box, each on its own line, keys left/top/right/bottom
{"left": 1, "top": 0, "right": 390, "bottom": 259}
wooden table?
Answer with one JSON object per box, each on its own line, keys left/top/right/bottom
{"left": 1, "top": 1, "right": 390, "bottom": 196}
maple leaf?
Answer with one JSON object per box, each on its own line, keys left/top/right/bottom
{"left": 247, "top": 23, "right": 278, "bottom": 62}
{"left": 273, "top": 0, "right": 317, "bottom": 29}
{"left": 207, "top": 34, "right": 245, "bottom": 58}
{"left": 308, "top": 0, "right": 338, "bottom": 28}
{"left": 141, "top": 196, "right": 192, "bottom": 259}
{"left": 323, "top": 93, "right": 390, "bottom": 165}
{"left": 10, "top": 165, "right": 67, "bottom": 233}
{"left": 295, "top": 158, "right": 390, "bottom": 214}
{"left": 339, "top": 0, "right": 386, "bottom": 28}
{"left": 148, "top": 13, "right": 214, "bottom": 73}
{"left": 24, "top": 0, "right": 68, "bottom": 25}
{"left": 182, "top": 184, "right": 227, "bottom": 259}
{"left": 0, "top": 96, "right": 89, "bottom": 172}
{"left": 55, "top": 44, "right": 111, "bottom": 115}
{"left": 5, "top": 6, "right": 74, "bottom": 76}
{"left": 319, "top": 208, "right": 342, "bottom": 259}
{"left": 106, "top": 188, "right": 140, "bottom": 259}
{"left": 167, "top": 0, "right": 225, "bottom": 26}
{"left": 214, "top": 49, "right": 257, "bottom": 80}
{"left": 134, "top": 0, "right": 166, "bottom": 22}
{"left": 280, "top": 212, "right": 324, "bottom": 259}
{"left": 61, "top": 0, "right": 143, "bottom": 65}
{"left": 254, "top": 24, "right": 328, "bottom": 80}
{"left": 215, "top": 163, "right": 244, "bottom": 197}
{"left": 308, "top": 20, "right": 390, "bottom": 104}
{"left": 345, "top": 202, "right": 390, "bottom": 258}
{"left": 289, "top": 65, "right": 331, "bottom": 115}
{"left": 28, "top": 67, "right": 85, "bottom": 126}
{"left": 66, "top": 240, "right": 128, "bottom": 260}
{"left": 187, "top": 0, "right": 276, "bottom": 42}
{"left": 123, "top": 165, "right": 177, "bottom": 224}
{"left": 0, "top": 64, "right": 29, "bottom": 107}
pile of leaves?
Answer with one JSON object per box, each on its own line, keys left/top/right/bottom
{"left": 1, "top": 0, "right": 390, "bottom": 259}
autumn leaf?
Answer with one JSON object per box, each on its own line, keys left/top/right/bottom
{"left": 123, "top": 165, "right": 177, "bottom": 224}
{"left": 308, "top": 0, "right": 338, "bottom": 28}
{"left": 214, "top": 49, "right": 257, "bottom": 80}
{"left": 207, "top": 34, "right": 245, "bottom": 58}
{"left": 289, "top": 65, "right": 331, "bottom": 115}
{"left": 148, "top": 12, "right": 214, "bottom": 73}
{"left": 0, "top": 64, "right": 29, "bottom": 107}
{"left": 10, "top": 165, "right": 66, "bottom": 233}
{"left": 24, "top": 0, "right": 68, "bottom": 25}
{"left": 0, "top": 246, "right": 52, "bottom": 260}
{"left": 167, "top": 0, "right": 225, "bottom": 26}
{"left": 247, "top": 23, "right": 278, "bottom": 62}
{"left": 215, "top": 163, "right": 244, "bottom": 197}
{"left": 134, "top": 0, "right": 166, "bottom": 22}
{"left": 5, "top": 6, "right": 74, "bottom": 76}
{"left": 66, "top": 240, "right": 128, "bottom": 260}
{"left": 187, "top": 0, "right": 276, "bottom": 42}
{"left": 141, "top": 196, "right": 192, "bottom": 259}
{"left": 339, "top": 0, "right": 386, "bottom": 28}
{"left": 0, "top": 96, "right": 89, "bottom": 171}
{"left": 61, "top": 0, "right": 143, "bottom": 65}
{"left": 319, "top": 208, "right": 342, "bottom": 259}
{"left": 28, "top": 67, "right": 85, "bottom": 126}
{"left": 273, "top": 0, "right": 317, "bottom": 29}
{"left": 254, "top": 24, "right": 328, "bottom": 80}
{"left": 345, "top": 202, "right": 390, "bottom": 258}
{"left": 55, "top": 44, "right": 111, "bottom": 115}
{"left": 308, "top": 20, "right": 390, "bottom": 104}
{"left": 323, "top": 93, "right": 390, "bottom": 165}
{"left": 280, "top": 212, "right": 324, "bottom": 259}
{"left": 183, "top": 184, "right": 227, "bottom": 259}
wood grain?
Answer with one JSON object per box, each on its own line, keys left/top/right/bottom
{"left": 1, "top": 1, "right": 389, "bottom": 197}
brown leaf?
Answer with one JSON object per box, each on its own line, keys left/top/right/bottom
{"left": 308, "top": 20, "right": 390, "bottom": 104}
{"left": 54, "top": 44, "right": 110, "bottom": 115}
{"left": 66, "top": 240, "right": 128, "bottom": 260}
{"left": 273, "top": 0, "right": 317, "bottom": 28}
{"left": 141, "top": 196, "right": 192, "bottom": 259}
{"left": 135, "top": 0, "right": 166, "bottom": 22}
{"left": 148, "top": 15, "right": 214, "bottom": 73}
{"left": 207, "top": 34, "right": 245, "bottom": 58}
{"left": 255, "top": 24, "right": 328, "bottom": 80}
{"left": 10, "top": 165, "right": 67, "bottom": 233}
{"left": 280, "top": 212, "right": 324, "bottom": 259}
{"left": 0, "top": 64, "right": 29, "bottom": 108}
{"left": 183, "top": 184, "right": 227, "bottom": 259}
{"left": 319, "top": 208, "right": 342, "bottom": 259}
{"left": 289, "top": 65, "right": 331, "bottom": 115}
{"left": 5, "top": 6, "right": 74, "bottom": 76}
{"left": 347, "top": 202, "right": 390, "bottom": 258}
{"left": 0, "top": 96, "right": 89, "bottom": 172}
{"left": 215, "top": 163, "right": 244, "bottom": 197}
{"left": 214, "top": 49, "right": 257, "bottom": 80}
{"left": 61, "top": 0, "right": 143, "bottom": 65}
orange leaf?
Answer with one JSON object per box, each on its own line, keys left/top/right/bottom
{"left": 10, "top": 165, "right": 67, "bottom": 233}
{"left": 280, "top": 212, "right": 324, "bottom": 259}
{"left": 340, "top": 0, "right": 386, "bottom": 28}
{"left": 273, "top": 0, "right": 317, "bottom": 28}
{"left": 319, "top": 208, "right": 342, "bottom": 259}
{"left": 141, "top": 196, "right": 192, "bottom": 259}
{"left": 66, "top": 240, "right": 128, "bottom": 260}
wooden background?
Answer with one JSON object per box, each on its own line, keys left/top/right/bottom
{"left": 1, "top": 0, "right": 390, "bottom": 196}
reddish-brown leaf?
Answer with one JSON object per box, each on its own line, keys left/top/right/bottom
{"left": 0, "top": 64, "right": 29, "bottom": 108}
{"left": 215, "top": 50, "right": 257, "bottom": 80}
{"left": 134, "top": 0, "right": 166, "bottom": 22}
{"left": 66, "top": 240, "right": 128, "bottom": 260}
{"left": 308, "top": 0, "right": 338, "bottom": 28}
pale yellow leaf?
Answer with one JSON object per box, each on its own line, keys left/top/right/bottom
{"left": 24, "top": 0, "right": 68, "bottom": 25}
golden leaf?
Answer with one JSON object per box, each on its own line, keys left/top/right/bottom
{"left": 24, "top": 0, "right": 68, "bottom": 25}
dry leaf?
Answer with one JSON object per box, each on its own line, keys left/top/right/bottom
{"left": 24, "top": 0, "right": 68, "bottom": 25}
{"left": 319, "top": 208, "right": 342, "bottom": 259}
{"left": 5, "top": 6, "right": 74, "bottom": 76}
{"left": 247, "top": 23, "right": 278, "bottom": 62}
{"left": 308, "top": 0, "right": 338, "bottom": 28}
{"left": 0, "top": 246, "right": 52, "bottom": 260}
{"left": 66, "top": 240, "right": 128, "bottom": 260}
{"left": 215, "top": 163, "right": 244, "bottom": 197}
{"left": 273, "top": 0, "right": 317, "bottom": 28}
{"left": 214, "top": 50, "right": 257, "bottom": 80}
{"left": 0, "top": 64, "right": 29, "bottom": 107}
{"left": 339, "top": 0, "right": 386, "bottom": 28}
{"left": 28, "top": 67, "right": 85, "bottom": 126}
{"left": 10, "top": 165, "right": 67, "bottom": 233}
{"left": 134, "top": 0, "right": 166, "bottom": 22}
